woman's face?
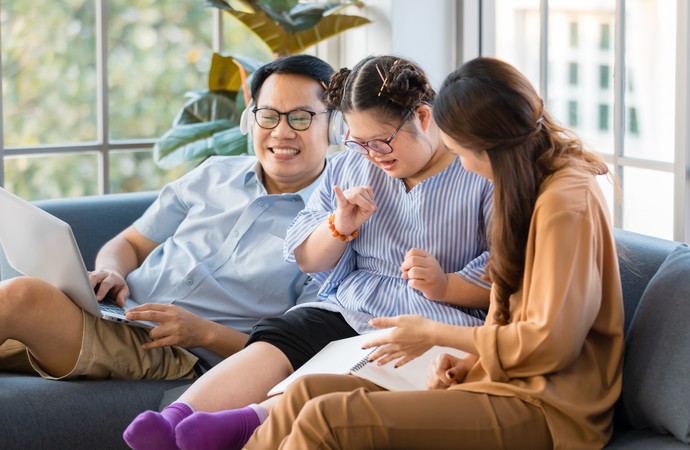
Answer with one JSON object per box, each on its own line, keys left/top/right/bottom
{"left": 440, "top": 131, "right": 493, "bottom": 181}
{"left": 344, "top": 107, "right": 438, "bottom": 181}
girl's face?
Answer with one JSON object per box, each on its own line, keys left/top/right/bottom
{"left": 344, "top": 106, "right": 445, "bottom": 183}
{"left": 440, "top": 131, "right": 493, "bottom": 181}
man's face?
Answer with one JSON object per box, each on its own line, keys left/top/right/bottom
{"left": 252, "top": 73, "right": 330, "bottom": 194}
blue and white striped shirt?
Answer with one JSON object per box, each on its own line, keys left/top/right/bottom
{"left": 285, "top": 150, "right": 493, "bottom": 333}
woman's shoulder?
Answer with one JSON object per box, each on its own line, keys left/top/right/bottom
{"left": 536, "top": 166, "right": 605, "bottom": 216}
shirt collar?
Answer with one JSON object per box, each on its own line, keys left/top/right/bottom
{"left": 244, "top": 158, "right": 328, "bottom": 204}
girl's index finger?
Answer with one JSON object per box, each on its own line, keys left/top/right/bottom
{"left": 333, "top": 185, "right": 348, "bottom": 208}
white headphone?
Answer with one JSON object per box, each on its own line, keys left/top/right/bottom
{"left": 239, "top": 99, "right": 348, "bottom": 146}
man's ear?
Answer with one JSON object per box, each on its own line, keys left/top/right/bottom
{"left": 415, "top": 103, "right": 433, "bottom": 132}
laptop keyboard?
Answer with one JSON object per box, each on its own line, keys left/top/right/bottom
{"left": 100, "top": 301, "right": 126, "bottom": 315}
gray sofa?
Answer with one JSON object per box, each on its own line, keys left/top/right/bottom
{"left": 1, "top": 192, "right": 689, "bottom": 449}
{"left": 0, "top": 191, "right": 190, "bottom": 450}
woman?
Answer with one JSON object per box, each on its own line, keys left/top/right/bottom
{"left": 243, "top": 57, "right": 624, "bottom": 450}
{"left": 123, "top": 55, "right": 493, "bottom": 450}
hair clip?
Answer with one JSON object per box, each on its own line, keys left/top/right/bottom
{"left": 376, "top": 65, "right": 386, "bottom": 97}
{"left": 536, "top": 115, "right": 545, "bottom": 124}
{"left": 376, "top": 59, "right": 401, "bottom": 97}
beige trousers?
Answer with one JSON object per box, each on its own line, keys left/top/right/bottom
{"left": 245, "top": 374, "right": 552, "bottom": 450}
{"left": 0, "top": 312, "right": 198, "bottom": 380}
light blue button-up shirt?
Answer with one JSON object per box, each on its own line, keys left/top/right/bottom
{"left": 127, "top": 155, "right": 324, "bottom": 366}
{"left": 285, "top": 150, "right": 492, "bottom": 334}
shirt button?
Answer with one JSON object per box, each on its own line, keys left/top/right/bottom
{"left": 208, "top": 261, "right": 215, "bottom": 268}
{"left": 185, "top": 278, "right": 193, "bottom": 285}
{"left": 258, "top": 200, "right": 265, "bottom": 207}
{"left": 233, "top": 231, "right": 239, "bottom": 237}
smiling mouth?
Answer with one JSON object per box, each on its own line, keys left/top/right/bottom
{"left": 271, "top": 148, "right": 300, "bottom": 156}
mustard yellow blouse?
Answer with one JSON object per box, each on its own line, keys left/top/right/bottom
{"left": 455, "top": 166, "right": 624, "bottom": 449}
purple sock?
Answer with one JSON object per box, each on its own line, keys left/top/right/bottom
{"left": 175, "top": 406, "right": 261, "bottom": 450}
{"left": 123, "top": 402, "right": 193, "bottom": 450}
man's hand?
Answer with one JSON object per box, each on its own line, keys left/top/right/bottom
{"left": 125, "top": 304, "right": 210, "bottom": 350}
{"left": 89, "top": 269, "right": 129, "bottom": 307}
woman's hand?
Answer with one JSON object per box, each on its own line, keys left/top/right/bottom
{"left": 332, "top": 185, "right": 377, "bottom": 235}
{"left": 401, "top": 248, "right": 449, "bottom": 301}
{"left": 363, "top": 315, "right": 436, "bottom": 367}
{"left": 427, "top": 353, "right": 478, "bottom": 389}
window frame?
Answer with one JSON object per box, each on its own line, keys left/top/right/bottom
{"left": 3, "top": 0, "right": 690, "bottom": 241}
{"left": 0, "top": 1, "right": 224, "bottom": 195}
{"left": 473, "top": 0, "right": 689, "bottom": 242}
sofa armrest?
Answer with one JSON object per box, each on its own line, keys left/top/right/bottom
{"left": 613, "top": 228, "right": 679, "bottom": 334}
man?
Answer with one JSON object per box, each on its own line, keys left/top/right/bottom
{"left": 0, "top": 54, "right": 340, "bottom": 380}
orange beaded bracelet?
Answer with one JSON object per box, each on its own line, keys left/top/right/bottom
{"left": 328, "top": 214, "right": 359, "bottom": 241}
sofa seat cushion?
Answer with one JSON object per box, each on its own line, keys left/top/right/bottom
{"left": 606, "top": 428, "right": 690, "bottom": 449}
{"left": 621, "top": 243, "right": 690, "bottom": 443}
{"left": 0, "top": 373, "right": 189, "bottom": 450}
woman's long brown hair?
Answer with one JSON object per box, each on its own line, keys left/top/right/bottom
{"left": 433, "top": 57, "right": 608, "bottom": 325}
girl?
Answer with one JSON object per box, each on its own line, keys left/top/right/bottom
{"left": 244, "top": 57, "right": 625, "bottom": 450}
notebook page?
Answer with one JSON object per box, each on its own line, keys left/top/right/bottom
{"left": 267, "top": 328, "right": 393, "bottom": 396}
{"left": 352, "top": 345, "right": 468, "bottom": 391}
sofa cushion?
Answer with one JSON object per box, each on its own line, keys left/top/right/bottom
{"left": 622, "top": 243, "right": 690, "bottom": 443}
{"left": 0, "top": 373, "right": 190, "bottom": 450}
{"left": 614, "top": 229, "right": 680, "bottom": 334}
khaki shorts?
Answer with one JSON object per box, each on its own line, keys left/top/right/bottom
{"left": 0, "top": 312, "right": 199, "bottom": 380}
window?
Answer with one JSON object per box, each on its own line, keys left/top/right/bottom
{"left": 568, "top": 101, "right": 579, "bottom": 127}
{"left": 569, "top": 22, "right": 579, "bottom": 47}
{"left": 600, "top": 23, "right": 611, "bottom": 50}
{"left": 0, "top": 1, "right": 269, "bottom": 200}
{"left": 490, "top": 0, "right": 680, "bottom": 240}
{"left": 628, "top": 107, "right": 639, "bottom": 136}
{"left": 599, "top": 104, "right": 610, "bottom": 131}
{"left": 599, "top": 65, "right": 610, "bottom": 89}
{"left": 568, "top": 62, "right": 579, "bottom": 85}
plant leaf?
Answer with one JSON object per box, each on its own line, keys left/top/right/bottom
{"left": 260, "top": 0, "right": 299, "bottom": 13}
{"left": 321, "top": 1, "right": 365, "bottom": 17}
{"left": 154, "top": 120, "right": 250, "bottom": 168}
{"left": 282, "top": 14, "right": 371, "bottom": 54}
{"left": 172, "top": 90, "right": 238, "bottom": 125}
{"left": 205, "top": 0, "right": 236, "bottom": 12}
{"left": 212, "top": 125, "right": 254, "bottom": 156}
{"left": 208, "top": 53, "right": 267, "bottom": 92}
{"left": 226, "top": 10, "right": 370, "bottom": 54}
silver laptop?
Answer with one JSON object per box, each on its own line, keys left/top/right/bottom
{"left": 0, "top": 187, "right": 153, "bottom": 328}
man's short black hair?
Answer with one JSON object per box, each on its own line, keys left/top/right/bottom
{"left": 250, "top": 54, "right": 335, "bottom": 102}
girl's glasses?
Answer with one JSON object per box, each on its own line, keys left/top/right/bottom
{"left": 344, "top": 110, "right": 411, "bottom": 155}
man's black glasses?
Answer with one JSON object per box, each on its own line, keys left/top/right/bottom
{"left": 253, "top": 107, "right": 329, "bottom": 131}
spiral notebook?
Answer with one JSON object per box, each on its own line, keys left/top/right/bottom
{"left": 268, "top": 328, "right": 468, "bottom": 396}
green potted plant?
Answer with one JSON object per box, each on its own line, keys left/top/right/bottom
{"left": 154, "top": 0, "right": 370, "bottom": 169}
